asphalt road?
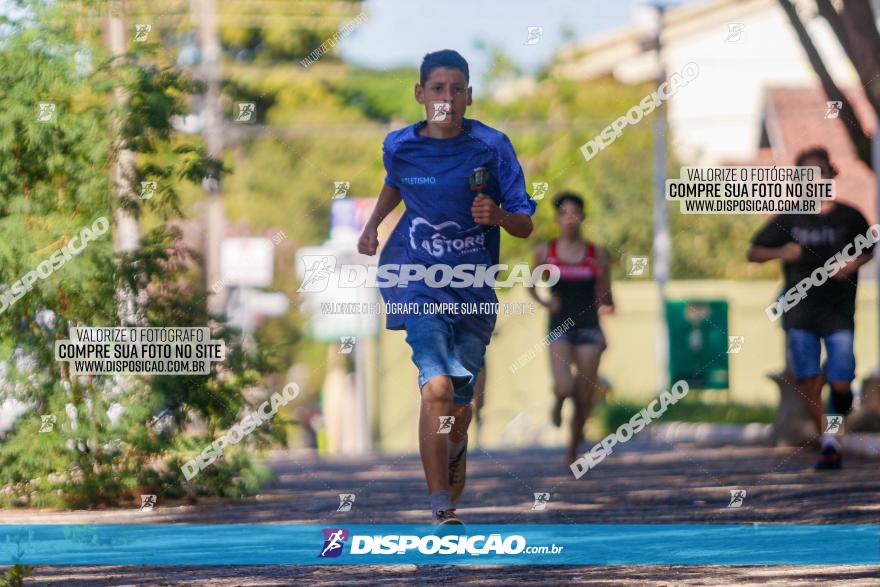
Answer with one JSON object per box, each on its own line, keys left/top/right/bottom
{"left": 3, "top": 439, "right": 880, "bottom": 585}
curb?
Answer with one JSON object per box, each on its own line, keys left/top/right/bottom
{"left": 649, "top": 422, "right": 771, "bottom": 445}
{"left": 648, "top": 421, "right": 880, "bottom": 458}
{"left": 843, "top": 433, "right": 880, "bottom": 458}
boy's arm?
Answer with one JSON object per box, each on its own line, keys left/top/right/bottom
{"left": 471, "top": 194, "right": 533, "bottom": 238}
{"left": 746, "top": 216, "right": 797, "bottom": 263}
{"left": 596, "top": 247, "right": 615, "bottom": 314}
{"left": 358, "top": 183, "right": 402, "bottom": 256}
{"left": 746, "top": 243, "right": 801, "bottom": 263}
{"left": 480, "top": 133, "right": 535, "bottom": 238}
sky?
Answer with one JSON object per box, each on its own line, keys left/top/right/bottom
{"left": 339, "top": 0, "right": 705, "bottom": 85}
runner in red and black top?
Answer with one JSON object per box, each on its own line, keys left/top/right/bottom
{"left": 530, "top": 192, "right": 614, "bottom": 466}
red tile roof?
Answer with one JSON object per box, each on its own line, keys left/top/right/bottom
{"left": 751, "top": 86, "right": 877, "bottom": 223}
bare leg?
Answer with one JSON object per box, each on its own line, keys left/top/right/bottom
{"left": 568, "top": 344, "right": 602, "bottom": 464}
{"left": 473, "top": 365, "right": 486, "bottom": 427}
{"left": 449, "top": 403, "right": 472, "bottom": 443}
{"left": 548, "top": 340, "right": 574, "bottom": 428}
{"left": 798, "top": 374, "right": 826, "bottom": 436}
{"left": 419, "top": 375, "right": 454, "bottom": 492}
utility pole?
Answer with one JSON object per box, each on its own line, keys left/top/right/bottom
{"left": 195, "top": 0, "right": 226, "bottom": 315}
{"left": 650, "top": 2, "right": 672, "bottom": 394}
{"left": 106, "top": 0, "right": 140, "bottom": 325}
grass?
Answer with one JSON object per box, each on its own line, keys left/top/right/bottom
{"left": 594, "top": 394, "right": 776, "bottom": 437}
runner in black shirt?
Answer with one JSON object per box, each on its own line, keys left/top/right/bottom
{"left": 747, "top": 147, "right": 875, "bottom": 469}
{"left": 530, "top": 192, "right": 614, "bottom": 466}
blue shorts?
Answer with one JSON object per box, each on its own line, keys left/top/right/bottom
{"left": 787, "top": 329, "right": 855, "bottom": 383}
{"left": 404, "top": 315, "right": 488, "bottom": 406}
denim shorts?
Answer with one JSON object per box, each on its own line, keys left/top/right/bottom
{"left": 551, "top": 325, "right": 606, "bottom": 350}
{"left": 787, "top": 329, "right": 855, "bottom": 383}
{"left": 404, "top": 315, "right": 488, "bottom": 406}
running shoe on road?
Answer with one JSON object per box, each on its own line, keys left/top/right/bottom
{"left": 434, "top": 509, "right": 464, "bottom": 526}
{"left": 815, "top": 444, "right": 842, "bottom": 470}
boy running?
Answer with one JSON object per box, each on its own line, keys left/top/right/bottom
{"left": 358, "top": 50, "right": 536, "bottom": 524}
{"left": 747, "top": 147, "right": 874, "bottom": 470}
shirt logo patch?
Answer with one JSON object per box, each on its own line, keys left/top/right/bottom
{"left": 469, "top": 166, "right": 489, "bottom": 191}
{"left": 401, "top": 176, "right": 437, "bottom": 185}
{"left": 408, "top": 217, "right": 486, "bottom": 259}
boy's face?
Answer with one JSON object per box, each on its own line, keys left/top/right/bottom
{"left": 415, "top": 67, "right": 471, "bottom": 127}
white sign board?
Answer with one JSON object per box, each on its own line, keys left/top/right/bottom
{"left": 221, "top": 238, "right": 274, "bottom": 287}
{"left": 225, "top": 288, "right": 289, "bottom": 331}
{"left": 295, "top": 242, "right": 379, "bottom": 341}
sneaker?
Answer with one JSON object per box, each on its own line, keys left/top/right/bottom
{"left": 448, "top": 437, "right": 468, "bottom": 506}
{"left": 434, "top": 509, "right": 464, "bottom": 526}
{"left": 815, "top": 444, "right": 842, "bottom": 470}
{"left": 551, "top": 396, "right": 565, "bottom": 428}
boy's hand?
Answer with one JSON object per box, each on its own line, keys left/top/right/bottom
{"left": 358, "top": 225, "right": 379, "bottom": 256}
{"left": 471, "top": 193, "right": 504, "bottom": 226}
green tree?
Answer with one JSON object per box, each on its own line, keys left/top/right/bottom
{"left": 0, "top": 0, "right": 277, "bottom": 508}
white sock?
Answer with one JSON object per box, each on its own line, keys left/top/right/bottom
{"left": 821, "top": 434, "right": 840, "bottom": 450}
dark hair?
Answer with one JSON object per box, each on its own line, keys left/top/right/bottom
{"left": 553, "top": 191, "right": 585, "bottom": 212}
{"left": 420, "top": 50, "right": 469, "bottom": 86}
{"left": 795, "top": 146, "right": 838, "bottom": 177}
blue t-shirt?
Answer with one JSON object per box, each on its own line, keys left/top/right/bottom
{"left": 379, "top": 118, "right": 536, "bottom": 343}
